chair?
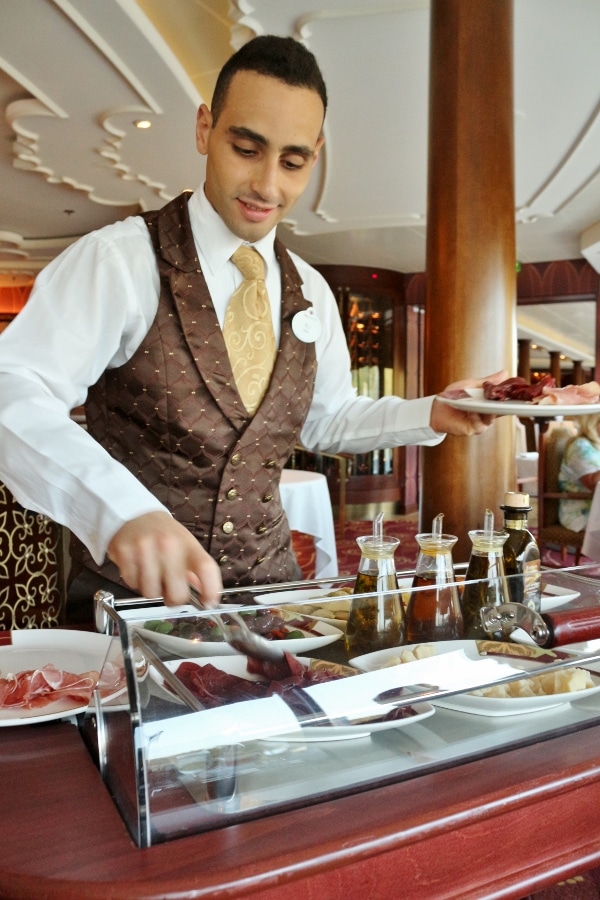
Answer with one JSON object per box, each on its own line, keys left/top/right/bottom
{"left": 537, "top": 422, "right": 589, "bottom": 566}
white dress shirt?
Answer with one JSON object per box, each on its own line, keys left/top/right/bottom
{"left": 0, "top": 186, "right": 441, "bottom": 563}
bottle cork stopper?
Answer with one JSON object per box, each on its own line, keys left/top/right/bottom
{"left": 503, "top": 491, "right": 530, "bottom": 508}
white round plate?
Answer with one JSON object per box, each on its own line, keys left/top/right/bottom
{"left": 438, "top": 388, "right": 600, "bottom": 418}
{"left": 0, "top": 630, "right": 114, "bottom": 726}
{"left": 131, "top": 606, "right": 343, "bottom": 657}
{"left": 151, "top": 656, "right": 434, "bottom": 741}
{"left": 350, "top": 640, "right": 600, "bottom": 717}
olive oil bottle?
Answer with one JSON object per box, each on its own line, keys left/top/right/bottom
{"left": 345, "top": 533, "right": 405, "bottom": 656}
{"left": 500, "top": 491, "right": 541, "bottom": 612}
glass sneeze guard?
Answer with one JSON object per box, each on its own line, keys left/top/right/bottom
{"left": 93, "top": 565, "right": 600, "bottom": 848}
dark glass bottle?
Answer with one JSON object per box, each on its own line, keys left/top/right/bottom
{"left": 500, "top": 491, "right": 541, "bottom": 612}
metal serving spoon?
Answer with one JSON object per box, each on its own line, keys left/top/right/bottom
{"left": 187, "top": 585, "right": 285, "bottom": 663}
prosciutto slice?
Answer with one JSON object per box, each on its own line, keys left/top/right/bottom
{"left": 538, "top": 380, "right": 600, "bottom": 405}
{"left": 0, "top": 663, "right": 98, "bottom": 709}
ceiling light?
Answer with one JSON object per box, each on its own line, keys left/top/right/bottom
{"left": 134, "top": 119, "right": 151, "bottom": 129}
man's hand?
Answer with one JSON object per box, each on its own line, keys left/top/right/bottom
{"left": 107, "top": 511, "right": 222, "bottom": 608}
{"left": 429, "top": 369, "right": 509, "bottom": 436}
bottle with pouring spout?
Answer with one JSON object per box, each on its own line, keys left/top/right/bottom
{"left": 500, "top": 491, "right": 541, "bottom": 612}
{"left": 460, "top": 508, "right": 511, "bottom": 640}
{"left": 405, "top": 514, "right": 464, "bottom": 643}
{"left": 344, "top": 512, "right": 405, "bottom": 656}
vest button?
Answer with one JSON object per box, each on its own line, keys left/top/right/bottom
{"left": 226, "top": 488, "right": 239, "bottom": 500}
{"left": 264, "top": 459, "right": 277, "bottom": 468}
{"left": 262, "top": 493, "right": 273, "bottom": 502}
{"left": 222, "top": 521, "right": 234, "bottom": 534}
{"left": 218, "top": 555, "right": 229, "bottom": 565}
{"left": 256, "top": 524, "right": 267, "bottom": 534}
{"left": 230, "top": 453, "right": 242, "bottom": 467}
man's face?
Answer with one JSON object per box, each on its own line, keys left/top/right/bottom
{"left": 196, "top": 70, "right": 325, "bottom": 242}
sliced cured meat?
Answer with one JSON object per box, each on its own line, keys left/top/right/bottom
{"left": 173, "top": 655, "right": 414, "bottom": 722}
{"left": 174, "top": 661, "right": 268, "bottom": 707}
{"left": 538, "top": 380, "right": 600, "bottom": 405}
{"left": 482, "top": 376, "right": 600, "bottom": 406}
{"left": 0, "top": 663, "right": 98, "bottom": 709}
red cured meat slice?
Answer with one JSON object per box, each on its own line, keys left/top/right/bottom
{"left": 483, "top": 375, "right": 555, "bottom": 401}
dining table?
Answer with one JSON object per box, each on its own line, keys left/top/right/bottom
{"left": 280, "top": 468, "right": 338, "bottom": 578}
{"left": 4, "top": 568, "right": 600, "bottom": 899}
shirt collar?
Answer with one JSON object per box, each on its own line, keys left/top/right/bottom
{"left": 189, "top": 186, "right": 278, "bottom": 276}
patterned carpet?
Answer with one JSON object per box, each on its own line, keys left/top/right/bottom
{"left": 292, "top": 518, "right": 600, "bottom": 899}
{"left": 291, "top": 516, "right": 422, "bottom": 581}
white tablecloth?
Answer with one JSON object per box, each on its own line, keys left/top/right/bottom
{"left": 582, "top": 483, "right": 600, "bottom": 560}
{"left": 515, "top": 451, "right": 538, "bottom": 496}
{"left": 280, "top": 469, "right": 338, "bottom": 578}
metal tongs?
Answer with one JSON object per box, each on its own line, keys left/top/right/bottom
{"left": 187, "top": 585, "right": 285, "bottom": 662}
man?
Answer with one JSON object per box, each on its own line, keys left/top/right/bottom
{"left": 0, "top": 36, "right": 501, "bottom": 613}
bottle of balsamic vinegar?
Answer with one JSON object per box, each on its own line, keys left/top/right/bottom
{"left": 405, "top": 514, "right": 464, "bottom": 643}
{"left": 345, "top": 517, "right": 405, "bottom": 656}
{"left": 460, "top": 515, "right": 510, "bottom": 640}
{"left": 500, "top": 491, "right": 541, "bottom": 612}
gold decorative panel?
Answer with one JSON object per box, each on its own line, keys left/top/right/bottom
{"left": 0, "top": 483, "right": 63, "bottom": 629}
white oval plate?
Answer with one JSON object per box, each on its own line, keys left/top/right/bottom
{"left": 350, "top": 640, "right": 600, "bottom": 716}
{"left": 129, "top": 606, "right": 343, "bottom": 657}
{"left": 0, "top": 630, "right": 114, "bottom": 726}
{"left": 151, "top": 656, "right": 434, "bottom": 741}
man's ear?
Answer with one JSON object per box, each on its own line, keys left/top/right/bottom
{"left": 196, "top": 104, "right": 212, "bottom": 156}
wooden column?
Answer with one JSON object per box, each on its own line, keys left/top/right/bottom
{"left": 573, "top": 360, "right": 584, "bottom": 385}
{"left": 420, "top": 0, "right": 516, "bottom": 561}
{"left": 549, "top": 351, "right": 562, "bottom": 386}
{"left": 517, "top": 339, "right": 531, "bottom": 382}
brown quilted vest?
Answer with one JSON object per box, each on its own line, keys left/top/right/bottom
{"left": 81, "top": 192, "right": 317, "bottom": 588}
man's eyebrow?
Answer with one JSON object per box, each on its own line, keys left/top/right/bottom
{"left": 228, "top": 125, "right": 314, "bottom": 158}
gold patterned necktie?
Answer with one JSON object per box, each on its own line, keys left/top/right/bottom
{"left": 223, "top": 245, "right": 277, "bottom": 415}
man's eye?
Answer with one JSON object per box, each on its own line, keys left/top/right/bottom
{"left": 233, "top": 144, "right": 256, "bottom": 157}
{"left": 283, "top": 159, "right": 305, "bottom": 171}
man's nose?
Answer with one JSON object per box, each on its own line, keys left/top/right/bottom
{"left": 251, "top": 157, "right": 279, "bottom": 201}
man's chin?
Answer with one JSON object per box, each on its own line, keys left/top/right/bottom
{"left": 232, "top": 219, "right": 276, "bottom": 243}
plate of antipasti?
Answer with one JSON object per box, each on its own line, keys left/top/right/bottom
{"left": 0, "top": 630, "right": 125, "bottom": 726}
{"left": 438, "top": 376, "right": 600, "bottom": 418}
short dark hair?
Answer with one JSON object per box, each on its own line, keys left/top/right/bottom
{"left": 211, "top": 35, "right": 328, "bottom": 124}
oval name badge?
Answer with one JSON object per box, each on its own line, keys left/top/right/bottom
{"left": 292, "top": 307, "right": 322, "bottom": 343}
